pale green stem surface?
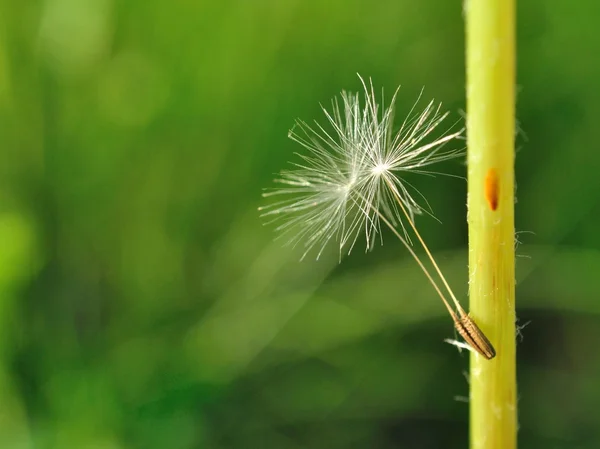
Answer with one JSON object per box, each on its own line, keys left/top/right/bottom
{"left": 466, "top": 0, "right": 517, "bottom": 448}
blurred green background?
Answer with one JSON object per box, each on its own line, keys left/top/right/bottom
{"left": 1, "top": 0, "right": 600, "bottom": 447}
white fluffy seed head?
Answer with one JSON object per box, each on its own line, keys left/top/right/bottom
{"left": 259, "top": 75, "right": 464, "bottom": 260}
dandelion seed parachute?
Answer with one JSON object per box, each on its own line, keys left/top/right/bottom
{"left": 259, "top": 75, "right": 464, "bottom": 261}
{"left": 258, "top": 77, "right": 498, "bottom": 359}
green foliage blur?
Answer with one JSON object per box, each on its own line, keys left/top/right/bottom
{"left": 1, "top": 0, "right": 600, "bottom": 447}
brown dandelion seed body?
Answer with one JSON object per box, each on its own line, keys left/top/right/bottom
{"left": 453, "top": 311, "right": 496, "bottom": 360}
{"left": 484, "top": 168, "right": 499, "bottom": 211}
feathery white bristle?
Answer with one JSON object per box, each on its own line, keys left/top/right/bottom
{"left": 260, "top": 75, "right": 464, "bottom": 260}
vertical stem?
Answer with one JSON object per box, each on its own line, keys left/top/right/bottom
{"left": 465, "top": 0, "right": 516, "bottom": 448}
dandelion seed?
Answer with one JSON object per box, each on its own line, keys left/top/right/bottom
{"left": 259, "top": 75, "right": 496, "bottom": 359}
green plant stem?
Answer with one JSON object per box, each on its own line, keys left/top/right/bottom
{"left": 465, "top": 0, "right": 517, "bottom": 448}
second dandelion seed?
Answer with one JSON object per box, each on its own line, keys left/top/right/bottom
{"left": 259, "top": 75, "right": 496, "bottom": 359}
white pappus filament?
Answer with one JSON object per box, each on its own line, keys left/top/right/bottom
{"left": 259, "top": 75, "right": 464, "bottom": 261}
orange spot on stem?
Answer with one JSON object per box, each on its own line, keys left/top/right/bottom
{"left": 484, "top": 168, "right": 499, "bottom": 211}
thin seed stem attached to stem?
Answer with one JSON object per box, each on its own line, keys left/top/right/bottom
{"left": 379, "top": 178, "right": 496, "bottom": 359}
{"left": 383, "top": 177, "right": 464, "bottom": 314}
{"left": 367, "top": 204, "right": 457, "bottom": 319}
